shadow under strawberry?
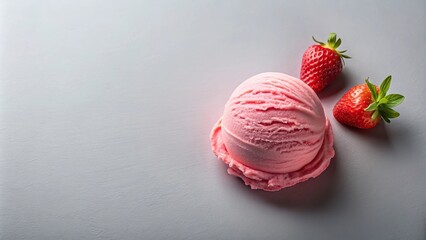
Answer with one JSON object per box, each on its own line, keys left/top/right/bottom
{"left": 339, "top": 119, "right": 413, "bottom": 158}
{"left": 318, "top": 70, "right": 353, "bottom": 99}
{"left": 340, "top": 120, "right": 390, "bottom": 148}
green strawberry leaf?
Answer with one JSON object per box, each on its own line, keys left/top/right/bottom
{"left": 379, "top": 98, "right": 388, "bottom": 104}
{"left": 365, "top": 102, "right": 378, "bottom": 111}
{"left": 334, "top": 38, "right": 342, "bottom": 48}
{"left": 372, "top": 110, "right": 380, "bottom": 120}
{"left": 312, "top": 33, "right": 351, "bottom": 59}
{"left": 382, "top": 115, "right": 391, "bottom": 123}
{"left": 379, "top": 75, "right": 392, "bottom": 99}
{"left": 385, "top": 94, "right": 405, "bottom": 107}
{"left": 379, "top": 105, "right": 400, "bottom": 119}
{"left": 366, "top": 75, "right": 404, "bottom": 124}
{"left": 365, "top": 79, "right": 378, "bottom": 101}
{"left": 312, "top": 36, "right": 325, "bottom": 45}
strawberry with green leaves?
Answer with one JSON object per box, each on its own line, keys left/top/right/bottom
{"left": 300, "top": 32, "right": 350, "bottom": 93}
{"left": 333, "top": 76, "right": 405, "bottom": 129}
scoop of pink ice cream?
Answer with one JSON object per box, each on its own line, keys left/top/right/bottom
{"left": 210, "top": 72, "right": 334, "bottom": 191}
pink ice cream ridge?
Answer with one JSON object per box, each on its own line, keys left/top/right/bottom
{"left": 210, "top": 72, "right": 335, "bottom": 191}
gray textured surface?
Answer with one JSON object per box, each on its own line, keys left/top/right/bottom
{"left": 1, "top": 1, "right": 425, "bottom": 239}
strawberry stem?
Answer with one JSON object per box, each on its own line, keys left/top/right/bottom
{"left": 312, "top": 32, "right": 351, "bottom": 59}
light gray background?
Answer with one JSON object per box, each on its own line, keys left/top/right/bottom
{"left": 1, "top": 1, "right": 425, "bottom": 239}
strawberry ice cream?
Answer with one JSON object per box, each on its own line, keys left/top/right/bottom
{"left": 210, "top": 72, "right": 334, "bottom": 191}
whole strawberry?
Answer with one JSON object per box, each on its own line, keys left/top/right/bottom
{"left": 333, "top": 76, "right": 405, "bottom": 129}
{"left": 300, "top": 32, "right": 350, "bottom": 93}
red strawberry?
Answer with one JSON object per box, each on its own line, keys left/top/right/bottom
{"left": 300, "top": 32, "right": 350, "bottom": 93}
{"left": 333, "top": 76, "right": 405, "bottom": 129}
